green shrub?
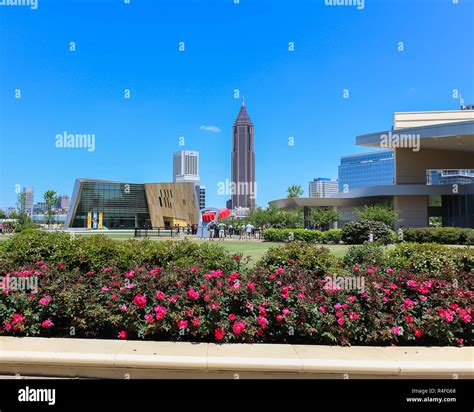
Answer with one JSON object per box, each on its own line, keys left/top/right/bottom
{"left": 321, "top": 229, "right": 343, "bottom": 244}
{"left": 343, "top": 243, "right": 385, "bottom": 268}
{"left": 262, "top": 228, "right": 342, "bottom": 243}
{"left": 257, "top": 241, "right": 339, "bottom": 275}
{"left": 385, "top": 242, "right": 474, "bottom": 274}
{"left": 341, "top": 220, "right": 394, "bottom": 245}
{"left": 403, "top": 227, "right": 474, "bottom": 245}
{"left": 0, "top": 232, "right": 238, "bottom": 273}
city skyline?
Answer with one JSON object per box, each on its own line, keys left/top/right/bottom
{"left": 1, "top": 0, "right": 473, "bottom": 209}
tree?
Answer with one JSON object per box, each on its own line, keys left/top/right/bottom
{"left": 309, "top": 207, "right": 340, "bottom": 230}
{"left": 44, "top": 190, "right": 60, "bottom": 228}
{"left": 286, "top": 185, "right": 304, "bottom": 198}
{"left": 0, "top": 210, "right": 5, "bottom": 219}
{"left": 355, "top": 205, "right": 397, "bottom": 228}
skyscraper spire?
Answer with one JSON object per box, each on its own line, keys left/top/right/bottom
{"left": 231, "top": 99, "right": 256, "bottom": 210}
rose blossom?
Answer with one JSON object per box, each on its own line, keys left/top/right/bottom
{"left": 214, "top": 328, "right": 225, "bottom": 340}
{"left": 38, "top": 296, "right": 52, "bottom": 306}
{"left": 232, "top": 321, "right": 246, "bottom": 335}
{"left": 228, "top": 314, "right": 237, "bottom": 321}
{"left": 156, "top": 291, "right": 164, "bottom": 300}
{"left": 177, "top": 320, "right": 188, "bottom": 329}
{"left": 154, "top": 306, "right": 167, "bottom": 320}
{"left": 187, "top": 288, "right": 199, "bottom": 301}
{"left": 118, "top": 330, "right": 127, "bottom": 340}
{"left": 133, "top": 294, "right": 147, "bottom": 308}
{"left": 144, "top": 314, "right": 154, "bottom": 323}
{"left": 41, "top": 319, "right": 54, "bottom": 328}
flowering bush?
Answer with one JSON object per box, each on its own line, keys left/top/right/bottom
{"left": 0, "top": 251, "right": 470, "bottom": 346}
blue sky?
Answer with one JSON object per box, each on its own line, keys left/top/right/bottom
{"left": 1, "top": 0, "right": 473, "bottom": 209}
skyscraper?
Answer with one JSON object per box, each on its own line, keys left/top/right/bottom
{"left": 173, "top": 150, "right": 200, "bottom": 184}
{"left": 23, "top": 187, "right": 34, "bottom": 216}
{"left": 231, "top": 98, "right": 256, "bottom": 210}
{"left": 309, "top": 178, "right": 339, "bottom": 198}
{"left": 173, "top": 150, "right": 206, "bottom": 210}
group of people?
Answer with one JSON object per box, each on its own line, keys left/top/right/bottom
{"left": 0, "top": 221, "right": 17, "bottom": 235}
{"left": 207, "top": 222, "right": 264, "bottom": 241}
{"left": 173, "top": 224, "right": 198, "bottom": 236}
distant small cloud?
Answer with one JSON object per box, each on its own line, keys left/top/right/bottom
{"left": 200, "top": 125, "right": 221, "bottom": 133}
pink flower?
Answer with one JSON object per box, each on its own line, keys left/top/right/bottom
{"left": 319, "top": 306, "right": 327, "bottom": 313}
{"left": 347, "top": 296, "right": 356, "bottom": 303}
{"left": 187, "top": 288, "right": 199, "bottom": 301}
{"left": 367, "top": 268, "right": 374, "bottom": 275}
{"left": 297, "top": 293, "right": 305, "bottom": 299}
{"left": 119, "top": 304, "right": 128, "bottom": 312}
{"left": 419, "top": 295, "right": 427, "bottom": 301}
{"left": 41, "top": 319, "right": 53, "bottom": 328}
{"left": 337, "top": 317, "right": 345, "bottom": 326}
{"left": 156, "top": 291, "right": 164, "bottom": 300}
{"left": 118, "top": 330, "right": 127, "bottom": 340}
{"left": 154, "top": 306, "right": 167, "bottom": 320}
{"left": 101, "top": 286, "right": 110, "bottom": 292}
{"left": 144, "top": 314, "right": 154, "bottom": 323}
{"left": 282, "top": 308, "right": 290, "bottom": 315}
{"left": 233, "top": 321, "right": 246, "bottom": 335}
{"left": 4, "top": 323, "right": 12, "bottom": 331}
{"left": 386, "top": 268, "right": 393, "bottom": 274}
{"left": 457, "top": 338, "right": 464, "bottom": 345}
{"left": 348, "top": 312, "right": 359, "bottom": 320}
{"left": 392, "top": 326, "right": 402, "bottom": 336}
{"left": 36, "top": 260, "right": 44, "bottom": 266}
{"left": 12, "top": 313, "right": 25, "bottom": 325}
{"left": 247, "top": 282, "right": 255, "bottom": 291}
{"left": 192, "top": 317, "right": 200, "bottom": 327}
{"left": 406, "top": 280, "right": 417, "bottom": 287}
{"left": 276, "top": 314, "right": 283, "bottom": 322}
{"left": 190, "top": 267, "right": 199, "bottom": 273}
{"left": 334, "top": 303, "right": 342, "bottom": 310}
{"left": 133, "top": 294, "right": 147, "bottom": 308}
{"left": 38, "top": 296, "right": 52, "bottom": 306}
{"left": 228, "top": 314, "right": 237, "bottom": 321}
{"left": 177, "top": 320, "right": 188, "bottom": 329}
{"left": 257, "top": 316, "right": 268, "bottom": 329}
{"left": 353, "top": 265, "right": 360, "bottom": 272}
{"left": 335, "top": 311, "right": 343, "bottom": 318}
{"left": 214, "top": 328, "right": 225, "bottom": 340}
{"left": 125, "top": 270, "right": 135, "bottom": 279}
{"left": 414, "top": 329, "right": 422, "bottom": 338}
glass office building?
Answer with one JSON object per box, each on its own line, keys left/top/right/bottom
{"left": 338, "top": 150, "right": 394, "bottom": 192}
{"left": 69, "top": 181, "right": 151, "bottom": 229}
{"left": 427, "top": 169, "right": 474, "bottom": 185}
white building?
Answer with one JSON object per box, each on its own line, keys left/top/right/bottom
{"left": 173, "top": 150, "right": 200, "bottom": 184}
{"left": 308, "top": 178, "right": 338, "bottom": 198}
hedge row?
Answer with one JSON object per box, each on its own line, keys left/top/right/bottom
{"left": 263, "top": 228, "right": 342, "bottom": 243}
{"left": 403, "top": 227, "right": 474, "bottom": 245}
{"left": 0, "top": 234, "right": 471, "bottom": 346}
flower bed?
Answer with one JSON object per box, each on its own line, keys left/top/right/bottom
{"left": 0, "top": 236, "right": 471, "bottom": 346}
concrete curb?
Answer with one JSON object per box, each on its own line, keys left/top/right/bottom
{"left": 0, "top": 337, "right": 472, "bottom": 379}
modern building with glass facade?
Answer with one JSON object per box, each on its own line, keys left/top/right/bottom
{"left": 65, "top": 179, "right": 198, "bottom": 230}
{"left": 338, "top": 150, "right": 394, "bottom": 192}
{"left": 271, "top": 109, "right": 474, "bottom": 229}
